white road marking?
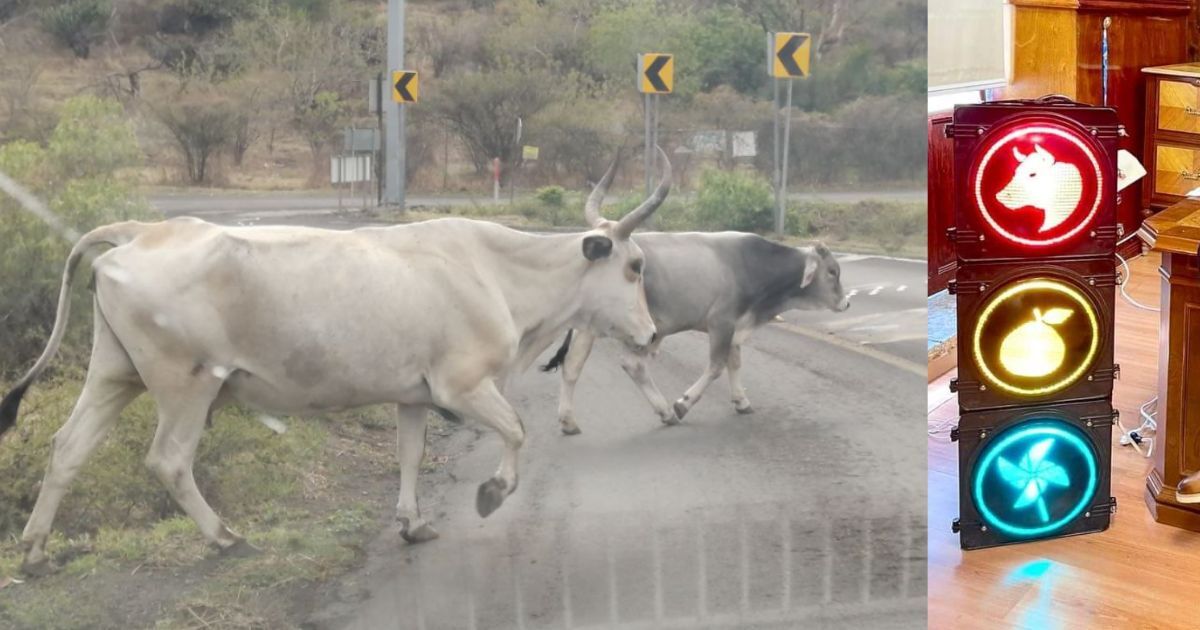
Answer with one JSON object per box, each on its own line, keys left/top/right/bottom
{"left": 896, "top": 285, "right": 907, "bottom": 292}
{"left": 869, "top": 286, "right": 884, "bottom": 296}
{"left": 847, "top": 289, "right": 859, "bottom": 298}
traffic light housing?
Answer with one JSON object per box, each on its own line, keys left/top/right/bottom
{"left": 949, "top": 96, "right": 1119, "bottom": 550}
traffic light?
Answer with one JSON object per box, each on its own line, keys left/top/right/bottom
{"left": 947, "top": 96, "right": 1120, "bottom": 550}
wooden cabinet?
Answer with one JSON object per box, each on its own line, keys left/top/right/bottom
{"left": 1144, "top": 65, "right": 1200, "bottom": 211}
{"left": 1004, "top": 0, "right": 1190, "bottom": 253}
{"left": 927, "top": 112, "right": 955, "bottom": 296}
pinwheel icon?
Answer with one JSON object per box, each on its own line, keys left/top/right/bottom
{"left": 996, "top": 438, "right": 1069, "bottom": 523}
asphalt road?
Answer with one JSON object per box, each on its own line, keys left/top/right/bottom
{"left": 148, "top": 193, "right": 927, "bottom": 629}
{"left": 780, "top": 254, "right": 926, "bottom": 368}
{"left": 312, "top": 321, "right": 926, "bottom": 630}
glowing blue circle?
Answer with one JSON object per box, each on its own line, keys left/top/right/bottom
{"left": 971, "top": 421, "right": 1098, "bottom": 538}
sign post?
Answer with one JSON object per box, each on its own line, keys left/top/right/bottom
{"left": 385, "top": 0, "right": 406, "bottom": 209}
{"left": 770, "top": 32, "right": 811, "bottom": 235}
{"left": 638, "top": 53, "right": 673, "bottom": 195}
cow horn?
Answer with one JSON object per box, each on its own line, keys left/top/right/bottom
{"left": 1034, "top": 143, "right": 1052, "bottom": 159}
{"left": 585, "top": 151, "right": 622, "bottom": 228}
{"left": 615, "top": 145, "right": 671, "bottom": 239}
{"left": 1012, "top": 147, "right": 1027, "bottom": 162}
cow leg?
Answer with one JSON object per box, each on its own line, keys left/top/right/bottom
{"left": 556, "top": 329, "right": 595, "bottom": 435}
{"left": 727, "top": 343, "right": 753, "bottom": 414}
{"left": 144, "top": 382, "right": 248, "bottom": 555}
{"left": 20, "top": 379, "right": 142, "bottom": 575}
{"left": 438, "top": 380, "right": 524, "bottom": 518}
{"left": 395, "top": 404, "right": 438, "bottom": 543}
{"left": 21, "top": 305, "right": 144, "bottom": 576}
{"left": 618, "top": 343, "right": 676, "bottom": 425}
{"left": 673, "top": 329, "right": 733, "bottom": 420}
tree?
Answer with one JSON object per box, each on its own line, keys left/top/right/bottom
{"left": 430, "top": 65, "right": 558, "bottom": 178}
{"left": 154, "top": 98, "right": 238, "bottom": 183}
{"left": 39, "top": 0, "right": 111, "bottom": 59}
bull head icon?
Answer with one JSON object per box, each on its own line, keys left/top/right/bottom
{"left": 996, "top": 143, "right": 1083, "bottom": 233}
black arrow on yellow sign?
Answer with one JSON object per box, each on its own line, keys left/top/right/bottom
{"left": 392, "top": 70, "right": 418, "bottom": 103}
{"left": 639, "top": 53, "right": 673, "bottom": 94}
{"left": 773, "top": 33, "right": 811, "bottom": 79}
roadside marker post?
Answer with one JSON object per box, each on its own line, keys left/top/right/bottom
{"left": 638, "top": 53, "right": 673, "bottom": 196}
{"left": 770, "top": 32, "right": 811, "bottom": 235}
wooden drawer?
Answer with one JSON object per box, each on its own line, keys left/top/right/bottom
{"left": 1159, "top": 78, "right": 1200, "bottom": 136}
{"left": 1154, "top": 143, "right": 1200, "bottom": 197}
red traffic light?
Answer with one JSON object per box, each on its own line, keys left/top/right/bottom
{"left": 970, "top": 119, "right": 1107, "bottom": 249}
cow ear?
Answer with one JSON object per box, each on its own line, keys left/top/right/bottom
{"left": 801, "top": 252, "right": 820, "bottom": 288}
{"left": 582, "top": 235, "right": 613, "bottom": 260}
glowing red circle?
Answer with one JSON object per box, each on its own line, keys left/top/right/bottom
{"left": 971, "top": 122, "right": 1105, "bottom": 248}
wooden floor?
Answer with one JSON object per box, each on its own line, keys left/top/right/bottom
{"left": 929, "top": 252, "right": 1200, "bottom": 629}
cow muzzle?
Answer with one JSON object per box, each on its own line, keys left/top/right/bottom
{"left": 836, "top": 296, "right": 851, "bottom": 312}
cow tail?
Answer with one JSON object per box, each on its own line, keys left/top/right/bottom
{"left": 539, "top": 330, "right": 575, "bottom": 373}
{"left": 0, "top": 221, "right": 145, "bottom": 438}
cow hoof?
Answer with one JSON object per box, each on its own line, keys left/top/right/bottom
{"left": 673, "top": 401, "right": 690, "bottom": 420}
{"left": 399, "top": 519, "right": 440, "bottom": 544}
{"left": 19, "top": 557, "right": 55, "bottom": 578}
{"left": 560, "top": 421, "right": 582, "bottom": 436}
{"left": 219, "top": 538, "right": 261, "bottom": 558}
{"left": 659, "top": 409, "right": 681, "bottom": 425}
{"left": 476, "top": 478, "right": 508, "bottom": 518}
{"left": 734, "top": 401, "right": 755, "bottom": 414}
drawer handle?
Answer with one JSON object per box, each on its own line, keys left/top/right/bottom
{"left": 1183, "top": 169, "right": 1200, "bottom": 181}
{"left": 1187, "top": 106, "right": 1200, "bottom": 116}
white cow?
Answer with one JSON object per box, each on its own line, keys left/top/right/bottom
{"left": 0, "top": 150, "right": 670, "bottom": 576}
{"left": 996, "top": 144, "right": 1083, "bottom": 233}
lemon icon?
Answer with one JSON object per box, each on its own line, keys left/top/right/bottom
{"left": 999, "top": 307, "right": 1073, "bottom": 378}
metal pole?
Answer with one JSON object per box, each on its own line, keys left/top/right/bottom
{"left": 652, "top": 94, "right": 660, "bottom": 164}
{"left": 384, "top": 0, "right": 406, "bottom": 208}
{"left": 644, "top": 92, "right": 653, "bottom": 195}
{"left": 778, "top": 81, "right": 794, "bottom": 236}
{"left": 773, "top": 78, "right": 782, "bottom": 235}
{"left": 376, "top": 72, "right": 383, "bottom": 206}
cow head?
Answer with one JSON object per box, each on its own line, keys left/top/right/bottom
{"left": 575, "top": 147, "right": 671, "bottom": 349}
{"left": 997, "top": 144, "right": 1056, "bottom": 210}
{"left": 995, "top": 143, "right": 1084, "bottom": 233}
{"left": 790, "top": 244, "right": 849, "bottom": 312}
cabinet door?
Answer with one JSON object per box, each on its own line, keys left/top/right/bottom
{"left": 1154, "top": 142, "right": 1200, "bottom": 198}
{"left": 1158, "top": 78, "right": 1200, "bottom": 137}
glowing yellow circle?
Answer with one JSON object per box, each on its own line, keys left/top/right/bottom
{"left": 972, "top": 278, "right": 1100, "bottom": 397}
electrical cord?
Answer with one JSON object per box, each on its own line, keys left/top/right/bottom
{"left": 1113, "top": 249, "right": 1158, "bottom": 456}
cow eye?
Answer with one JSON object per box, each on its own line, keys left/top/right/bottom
{"left": 630, "top": 260, "right": 644, "bottom": 275}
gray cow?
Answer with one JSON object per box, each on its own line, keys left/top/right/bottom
{"left": 543, "top": 209, "right": 850, "bottom": 433}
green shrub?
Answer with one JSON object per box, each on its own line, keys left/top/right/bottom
{"left": 514, "top": 190, "right": 586, "bottom": 227}
{"left": 693, "top": 169, "right": 774, "bottom": 232}
{"left": 39, "top": 0, "right": 110, "bottom": 59}
{"left": 0, "top": 95, "right": 147, "bottom": 379}
{"left": 535, "top": 185, "right": 566, "bottom": 207}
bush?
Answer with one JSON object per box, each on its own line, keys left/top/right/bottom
{"left": 692, "top": 169, "right": 774, "bottom": 232}
{"left": 39, "top": 0, "right": 110, "bottom": 59}
{"left": 535, "top": 185, "right": 566, "bottom": 207}
{"left": 154, "top": 99, "right": 238, "bottom": 183}
{"left": 514, "top": 190, "right": 585, "bottom": 227}
{"left": 0, "top": 95, "right": 147, "bottom": 379}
